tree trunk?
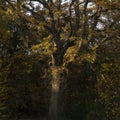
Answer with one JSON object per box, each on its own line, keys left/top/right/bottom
{"left": 48, "top": 66, "right": 63, "bottom": 120}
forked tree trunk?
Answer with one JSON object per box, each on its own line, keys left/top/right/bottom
{"left": 48, "top": 66, "right": 63, "bottom": 120}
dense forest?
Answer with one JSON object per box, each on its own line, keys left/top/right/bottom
{"left": 0, "top": 0, "right": 120, "bottom": 120}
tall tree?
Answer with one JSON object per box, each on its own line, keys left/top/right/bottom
{"left": 3, "top": 0, "right": 120, "bottom": 119}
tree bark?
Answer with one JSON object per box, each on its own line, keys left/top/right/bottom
{"left": 48, "top": 66, "right": 62, "bottom": 120}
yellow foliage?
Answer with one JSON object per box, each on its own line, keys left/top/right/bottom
{"left": 31, "top": 40, "right": 56, "bottom": 55}
{"left": 64, "top": 46, "right": 78, "bottom": 63}
{"left": 101, "top": 63, "right": 112, "bottom": 71}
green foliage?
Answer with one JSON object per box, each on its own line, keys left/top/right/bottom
{"left": 96, "top": 39, "right": 120, "bottom": 120}
{"left": 0, "top": 50, "right": 51, "bottom": 119}
{"left": 61, "top": 60, "right": 105, "bottom": 120}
